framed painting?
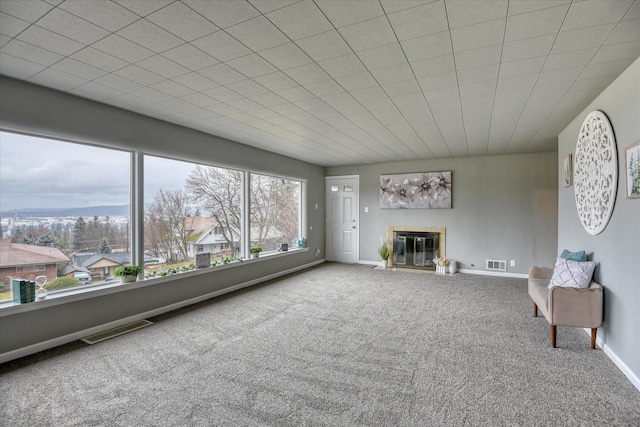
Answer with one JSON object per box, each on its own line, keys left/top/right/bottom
{"left": 625, "top": 141, "right": 640, "bottom": 198}
{"left": 380, "top": 171, "right": 451, "bottom": 209}
{"left": 563, "top": 154, "right": 572, "bottom": 187}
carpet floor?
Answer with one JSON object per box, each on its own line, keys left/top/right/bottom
{"left": 1, "top": 263, "right": 638, "bottom": 426}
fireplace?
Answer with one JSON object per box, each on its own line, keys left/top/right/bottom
{"left": 387, "top": 226, "right": 446, "bottom": 270}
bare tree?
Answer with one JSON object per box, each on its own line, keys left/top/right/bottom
{"left": 144, "top": 189, "right": 191, "bottom": 263}
{"left": 250, "top": 175, "right": 299, "bottom": 250}
{"left": 186, "top": 166, "right": 242, "bottom": 252}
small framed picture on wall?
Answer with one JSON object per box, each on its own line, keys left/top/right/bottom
{"left": 625, "top": 141, "right": 640, "bottom": 198}
{"left": 563, "top": 154, "right": 572, "bottom": 187}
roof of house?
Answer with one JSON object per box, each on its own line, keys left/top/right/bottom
{"left": 0, "top": 238, "right": 69, "bottom": 267}
{"left": 75, "top": 252, "right": 131, "bottom": 268}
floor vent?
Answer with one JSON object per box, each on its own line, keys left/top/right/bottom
{"left": 81, "top": 320, "right": 153, "bottom": 345}
{"left": 486, "top": 259, "right": 507, "bottom": 271}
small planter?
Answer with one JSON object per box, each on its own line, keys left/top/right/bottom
{"left": 121, "top": 274, "right": 138, "bottom": 283}
{"left": 251, "top": 252, "right": 259, "bottom": 259}
{"left": 436, "top": 265, "right": 447, "bottom": 275}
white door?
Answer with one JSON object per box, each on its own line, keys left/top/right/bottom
{"left": 326, "top": 176, "right": 358, "bottom": 263}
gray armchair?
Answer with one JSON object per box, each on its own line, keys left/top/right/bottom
{"left": 528, "top": 266, "right": 603, "bottom": 349}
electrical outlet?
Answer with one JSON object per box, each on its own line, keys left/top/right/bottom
{"left": 510, "top": 260, "right": 516, "bottom": 267}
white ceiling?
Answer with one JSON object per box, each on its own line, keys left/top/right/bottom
{"left": 1, "top": 0, "right": 639, "bottom": 166}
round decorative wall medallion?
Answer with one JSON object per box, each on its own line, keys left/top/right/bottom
{"left": 574, "top": 110, "right": 617, "bottom": 235}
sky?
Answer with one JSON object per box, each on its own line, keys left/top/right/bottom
{"left": 0, "top": 131, "right": 197, "bottom": 211}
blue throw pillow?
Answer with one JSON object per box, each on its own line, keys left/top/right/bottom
{"left": 561, "top": 249, "right": 587, "bottom": 262}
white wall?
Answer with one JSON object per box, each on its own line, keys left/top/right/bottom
{"left": 327, "top": 152, "right": 558, "bottom": 275}
{"left": 557, "top": 58, "right": 640, "bottom": 385}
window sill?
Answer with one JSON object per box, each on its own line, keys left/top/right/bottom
{"left": 0, "top": 247, "right": 309, "bottom": 316}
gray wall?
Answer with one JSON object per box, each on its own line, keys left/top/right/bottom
{"left": 327, "top": 152, "right": 558, "bottom": 275}
{"left": 0, "top": 77, "right": 326, "bottom": 355}
{"left": 557, "top": 58, "right": 640, "bottom": 381}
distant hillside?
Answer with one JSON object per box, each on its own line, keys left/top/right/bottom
{"left": 0, "top": 205, "right": 130, "bottom": 218}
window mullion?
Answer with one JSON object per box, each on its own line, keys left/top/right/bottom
{"left": 241, "top": 171, "right": 251, "bottom": 259}
{"left": 132, "top": 151, "right": 144, "bottom": 267}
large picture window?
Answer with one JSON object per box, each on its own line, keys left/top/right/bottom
{"left": 0, "top": 132, "right": 131, "bottom": 302}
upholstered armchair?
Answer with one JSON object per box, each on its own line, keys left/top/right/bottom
{"left": 528, "top": 266, "right": 603, "bottom": 349}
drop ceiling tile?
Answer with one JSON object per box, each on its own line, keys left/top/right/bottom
{"left": 0, "top": 12, "right": 29, "bottom": 37}
{"left": 69, "top": 81, "right": 122, "bottom": 100}
{"left": 59, "top": 0, "right": 139, "bottom": 32}
{"left": 339, "top": 16, "right": 396, "bottom": 52}
{"left": 191, "top": 31, "right": 252, "bottom": 62}
{"left": 350, "top": 85, "right": 387, "bottom": 102}
{"left": 183, "top": 0, "right": 260, "bottom": 29}
{"left": 253, "top": 71, "right": 298, "bottom": 91}
{"left": 226, "top": 97, "right": 264, "bottom": 111}
{"left": 250, "top": 92, "right": 288, "bottom": 107}
{"left": 92, "top": 34, "right": 155, "bottom": 63}
{"left": 382, "top": 79, "right": 421, "bottom": 97}
{"left": 590, "top": 40, "right": 640, "bottom": 63}
{"left": 146, "top": 2, "right": 219, "bottom": 41}
{"left": 248, "top": 107, "right": 281, "bottom": 120}
{"left": 305, "top": 79, "right": 345, "bottom": 97}
{"left": 551, "top": 24, "right": 616, "bottom": 54}
{"left": 536, "top": 65, "right": 583, "bottom": 85}
{"left": 293, "top": 97, "right": 330, "bottom": 112}
{"left": 561, "top": 0, "right": 633, "bottom": 32}
{"left": 320, "top": 92, "right": 357, "bottom": 107}
{"left": 157, "top": 98, "right": 199, "bottom": 113}
{"left": 454, "top": 44, "right": 502, "bottom": 70}
{"left": 357, "top": 43, "right": 407, "bottom": 71}
{"left": 416, "top": 72, "right": 457, "bottom": 91}
{"left": 457, "top": 64, "right": 499, "bottom": 84}
{"left": 380, "top": 1, "right": 434, "bottom": 14}
{"left": 411, "top": 54, "right": 455, "bottom": 78}
{"left": 502, "top": 34, "right": 555, "bottom": 62}
{"left": 226, "top": 16, "right": 289, "bottom": 51}
{"left": 227, "top": 53, "right": 278, "bottom": 78}
{"left": 578, "top": 59, "right": 635, "bottom": 80}
{"left": 334, "top": 71, "right": 378, "bottom": 91}
{"left": 162, "top": 44, "right": 219, "bottom": 71}
{"left": 137, "top": 55, "right": 190, "bottom": 78}
{"left": 117, "top": 19, "right": 183, "bottom": 53}
{"left": 458, "top": 80, "right": 496, "bottom": 97}
{"left": 363, "top": 97, "right": 396, "bottom": 112}
{"left": 508, "top": 0, "right": 570, "bottom": 16}
{"left": 173, "top": 72, "right": 219, "bottom": 91}
{"left": 70, "top": 47, "right": 128, "bottom": 72}
{"left": 150, "top": 80, "right": 194, "bottom": 97}
{"left": 624, "top": 1, "right": 640, "bottom": 20}
{"left": 205, "top": 103, "right": 242, "bottom": 116}
{"left": 543, "top": 48, "right": 597, "bottom": 71}
{"left": 1, "top": 38, "right": 63, "bottom": 66}
{"left": 51, "top": 58, "right": 107, "bottom": 80}
{"left": 499, "top": 56, "right": 545, "bottom": 78}
{"left": 94, "top": 73, "right": 143, "bottom": 92}
{"left": 284, "top": 63, "right": 331, "bottom": 85}
{"left": 17, "top": 25, "right": 84, "bottom": 56}
{"left": 446, "top": 0, "right": 508, "bottom": 28}
{"left": 387, "top": 1, "right": 448, "bottom": 41}
{"left": 295, "top": 30, "right": 352, "bottom": 62}
{"left": 259, "top": 43, "right": 312, "bottom": 70}
{"left": 203, "top": 86, "right": 244, "bottom": 102}
{"left": 0, "top": 0, "right": 53, "bottom": 22}
{"left": 130, "top": 86, "right": 172, "bottom": 102}
{"left": 0, "top": 53, "right": 46, "bottom": 80}
{"left": 319, "top": 53, "right": 367, "bottom": 78}
{"left": 315, "top": 0, "right": 384, "bottom": 28}
{"left": 505, "top": 4, "right": 569, "bottom": 42}
{"left": 370, "top": 63, "right": 415, "bottom": 84}
{"left": 451, "top": 18, "right": 506, "bottom": 52}
{"left": 425, "top": 85, "right": 460, "bottom": 103}
{"left": 266, "top": 1, "right": 333, "bottom": 40}
{"left": 28, "top": 67, "right": 87, "bottom": 91}
{"left": 496, "top": 74, "right": 538, "bottom": 91}
{"left": 605, "top": 19, "right": 640, "bottom": 45}
{"left": 37, "top": 8, "right": 109, "bottom": 44}
{"left": 114, "top": 64, "right": 165, "bottom": 85}
{"left": 226, "top": 79, "right": 271, "bottom": 97}
{"left": 0, "top": 34, "right": 10, "bottom": 49}
{"left": 401, "top": 31, "right": 452, "bottom": 62}
{"left": 180, "top": 92, "right": 220, "bottom": 108}
{"left": 248, "top": 0, "right": 299, "bottom": 14}
{"left": 198, "top": 63, "right": 246, "bottom": 85}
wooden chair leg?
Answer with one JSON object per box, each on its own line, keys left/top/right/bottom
{"left": 551, "top": 324, "right": 557, "bottom": 348}
{"left": 533, "top": 302, "right": 538, "bottom": 317}
{"left": 591, "top": 328, "right": 597, "bottom": 349}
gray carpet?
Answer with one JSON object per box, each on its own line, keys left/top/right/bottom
{"left": 1, "top": 263, "right": 638, "bottom": 426}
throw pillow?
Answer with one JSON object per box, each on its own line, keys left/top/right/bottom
{"left": 560, "top": 249, "right": 587, "bottom": 262}
{"left": 548, "top": 257, "right": 596, "bottom": 289}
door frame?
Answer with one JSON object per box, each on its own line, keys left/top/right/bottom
{"left": 325, "top": 175, "right": 360, "bottom": 263}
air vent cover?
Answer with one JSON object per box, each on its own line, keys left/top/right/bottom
{"left": 486, "top": 259, "right": 507, "bottom": 271}
{"left": 81, "top": 320, "right": 153, "bottom": 345}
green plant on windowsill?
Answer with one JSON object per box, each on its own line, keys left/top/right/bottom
{"left": 250, "top": 246, "right": 263, "bottom": 258}
{"left": 115, "top": 264, "right": 143, "bottom": 283}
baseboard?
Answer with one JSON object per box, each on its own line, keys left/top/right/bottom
{"left": 0, "top": 259, "right": 326, "bottom": 364}
{"left": 358, "top": 260, "right": 382, "bottom": 266}
{"left": 583, "top": 328, "right": 640, "bottom": 392}
{"left": 459, "top": 268, "right": 528, "bottom": 279}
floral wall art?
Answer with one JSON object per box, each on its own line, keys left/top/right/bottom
{"left": 380, "top": 171, "right": 452, "bottom": 209}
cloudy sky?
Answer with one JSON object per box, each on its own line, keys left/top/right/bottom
{"left": 0, "top": 131, "right": 196, "bottom": 211}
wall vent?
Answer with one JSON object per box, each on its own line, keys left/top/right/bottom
{"left": 486, "top": 259, "right": 507, "bottom": 271}
{"left": 81, "top": 320, "right": 153, "bottom": 345}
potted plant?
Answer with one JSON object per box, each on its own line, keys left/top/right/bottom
{"left": 115, "top": 264, "right": 143, "bottom": 283}
{"left": 378, "top": 240, "right": 390, "bottom": 269}
{"left": 250, "top": 246, "right": 263, "bottom": 259}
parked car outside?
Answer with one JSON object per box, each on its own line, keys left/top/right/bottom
{"left": 73, "top": 272, "right": 92, "bottom": 285}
